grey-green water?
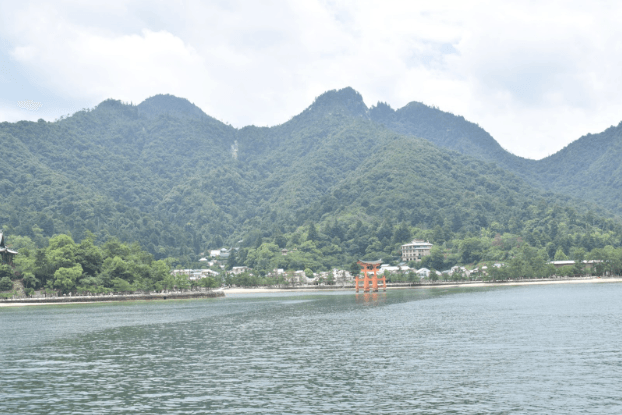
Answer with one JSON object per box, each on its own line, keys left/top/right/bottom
{"left": 1, "top": 283, "right": 621, "bottom": 414}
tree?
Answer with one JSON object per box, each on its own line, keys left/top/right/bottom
{"left": 376, "top": 221, "right": 392, "bottom": 241}
{"left": 407, "top": 271, "right": 419, "bottom": 285}
{"left": 0, "top": 264, "right": 14, "bottom": 280}
{"left": 199, "top": 276, "right": 218, "bottom": 290}
{"left": 459, "top": 238, "right": 483, "bottom": 264}
{"left": 0, "top": 276, "right": 12, "bottom": 291}
{"left": 307, "top": 222, "right": 318, "bottom": 241}
{"left": 554, "top": 248, "right": 569, "bottom": 261}
{"left": 75, "top": 237, "right": 103, "bottom": 277}
{"left": 99, "top": 256, "right": 134, "bottom": 287}
{"left": 326, "top": 272, "right": 335, "bottom": 285}
{"left": 46, "top": 234, "right": 78, "bottom": 266}
{"left": 226, "top": 249, "right": 237, "bottom": 270}
{"left": 392, "top": 222, "right": 411, "bottom": 244}
{"left": 150, "top": 260, "right": 170, "bottom": 285}
{"left": 112, "top": 278, "right": 134, "bottom": 293}
{"left": 53, "top": 264, "right": 83, "bottom": 294}
{"left": 22, "top": 272, "right": 39, "bottom": 289}
{"left": 273, "top": 230, "right": 287, "bottom": 249}
{"left": 428, "top": 246, "right": 445, "bottom": 270}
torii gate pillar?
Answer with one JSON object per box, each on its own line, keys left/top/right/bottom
{"left": 356, "top": 260, "right": 385, "bottom": 293}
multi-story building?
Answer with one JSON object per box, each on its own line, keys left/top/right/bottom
{"left": 401, "top": 240, "right": 433, "bottom": 262}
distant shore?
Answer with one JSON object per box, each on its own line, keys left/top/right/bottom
{"left": 2, "top": 277, "right": 620, "bottom": 306}
{"left": 222, "top": 276, "right": 622, "bottom": 294}
{"left": 0, "top": 290, "right": 224, "bottom": 307}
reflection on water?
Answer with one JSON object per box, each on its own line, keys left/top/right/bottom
{"left": 2, "top": 284, "right": 622, "bottom": 414}
{"left": 355, "top": 292, "right": 386, "bottom": 305}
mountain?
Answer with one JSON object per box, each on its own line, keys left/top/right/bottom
{"left": 1, "top": 87, "right": 621, "bottom": 269}
{"left": 530, "top": 122, "right": 622, "bottom": 213}
{"left": 368, "top": 100, "right": 524, "bottom": 169}
{"left": 363, "top": 94, "right": 622, "bottom": 217}
{"left": 137, "top": 94, "right": 210, "bottom": 120}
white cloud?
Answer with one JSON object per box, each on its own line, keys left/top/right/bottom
{"left": 1, "top": 0, "right": 622, "bottom": 159}
{"left": 6, "top": 11, "right": 211, "bottom": 105}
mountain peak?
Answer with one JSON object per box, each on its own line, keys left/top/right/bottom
{"left": 308, "top": 87, "right": 368, "bottom": 118}
{"left": 137, "top": 94, "right": 208, "bottom": 120}
{"left": 369, "top": 101, "right": 395, "bottom": 123}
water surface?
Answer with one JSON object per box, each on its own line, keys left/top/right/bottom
{"left": 1, "top": 283, "right": 621, "bottom": 414}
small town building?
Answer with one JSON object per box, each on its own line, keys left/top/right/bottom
{"left": 172, "top": 269, "right": 219, "bottom": 280}
{"left": 231, "top": 266, "right": 250, "bottom": 275}
{"left": 549, "top": 260, "right": 603, "bottom": 269}
{"left": 209, "top": 248, "right": 231, "bottom": 259}
{"left": 416, "top": 268, "right": 431, "bottom": 278}
{"left": 549, "top": 260, "right": 575, "bottom": 268}
{"left": 379, "top": 264, "right": 400, "bottom": 274}
{"left": 401, "top": 240, "right": 433, "bottom": 262}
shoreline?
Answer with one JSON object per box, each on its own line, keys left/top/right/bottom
{"left": 222, "top": 276, "right": 622, "bottom": 294}
{"left": 2, "top": 277, "right": 620, "bottom": 306}
{"left": 0, "top": 290, "right": 225, "bottom": 307}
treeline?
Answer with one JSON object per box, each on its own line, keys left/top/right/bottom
{"left": 3, "top": 219, "right": 622, "bottom": 296}
{"left": 228, "top": 201, "right": 622, "bottom": 276}
{"left": 3, "top": 233, "right": 197, "bottom": 296}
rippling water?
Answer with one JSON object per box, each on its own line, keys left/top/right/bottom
{"left": 2, "top": 283, "right": 622, "bottom": 414}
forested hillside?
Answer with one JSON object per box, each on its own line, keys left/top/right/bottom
{"left": 368, "top": 98, "right": 530, "bottom": 172}
{"left": 1, "top": 88, "right": 621, "bottom": 271}
{"left": 367, "top": 89, "right": 622, "bottom": 216}
{"left": 531, "top": 122, "right": 622, "bottom": 213}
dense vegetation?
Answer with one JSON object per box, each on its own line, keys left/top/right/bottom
{"left": 369, "top": 90, "right": 622, "bottom": 216}
{"left": 1, "top": 87, "right": 622, "bottom": 280}
{"left": 1, "top": 232, "right": 220, "bottom": 297}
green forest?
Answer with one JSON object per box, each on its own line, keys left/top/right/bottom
{"left": 1, "top": 233, "right": 219, "bottom": 298}
{"left": 1, "top": 87, "right": 622, "bottom": 293}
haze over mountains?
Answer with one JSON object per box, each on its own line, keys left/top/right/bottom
{"left": 1, "top": 87, "right": 621, "bottom": 265}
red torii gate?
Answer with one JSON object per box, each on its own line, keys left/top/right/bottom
{"left": 355, "top": 260, "right": 386, "bottom": 293}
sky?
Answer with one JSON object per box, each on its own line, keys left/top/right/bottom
{"left": 1, "top": 0, "right": 621, "bottom": 160}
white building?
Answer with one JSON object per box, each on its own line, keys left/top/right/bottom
{"left": 416, "top": 268, "right": 431, "bottom": 278}
{"left": 380, "top": 264, "right": 400, "bottom": 274}
{"left": 172, "top": 269, "right": 220, "bottom": 280}
{"left": 401, "top": 240, "right": 433, "bottom": 262}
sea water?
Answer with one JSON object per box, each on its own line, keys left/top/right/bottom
{"left": 1, "top": 283, "right": 621, "bottom": 414}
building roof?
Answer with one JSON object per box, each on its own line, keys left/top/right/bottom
{"left": 549, "top": 260, "right": 604, "bottom": 265}
{"left": 0, "top": 232, "right": 17, "bottom": 256}
{"left": 401, "top": 239, "right": 433, "bottom": 247}
{"left": 550, "top": 260, "right": 576, "bottom": 265}
{"left": 358, "top": 260, "right": 382, "bottom": 265}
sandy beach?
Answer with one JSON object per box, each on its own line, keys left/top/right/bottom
{"left": 2, "top": 277, "right": 621, "bottom": 306}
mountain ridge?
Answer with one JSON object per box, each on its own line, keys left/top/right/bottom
{"left": 1, "top": 87, "right": 622, "bottom": 269}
